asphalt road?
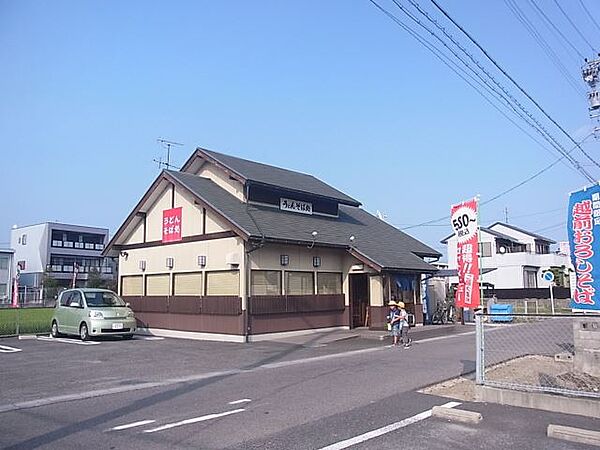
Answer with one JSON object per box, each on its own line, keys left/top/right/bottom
{"left": 0, "top": 327, "right": 597, "bottom": 449}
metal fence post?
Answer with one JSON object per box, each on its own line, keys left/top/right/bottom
{"left": 475, "top": 312, "right": 484, "bottom": 385}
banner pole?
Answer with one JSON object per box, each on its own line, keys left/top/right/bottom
{"left": 476, "top": 195, "right": 483, "bottom": 312}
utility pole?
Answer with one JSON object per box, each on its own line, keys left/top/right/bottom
{"left": 504, "top": 207, "right": 509, "bottom": 224}
{"left": 582, "top": 55, "right": 600, "bottom": 136}
{"left": 154, "top": 138, "right": 184, "bottom": 170}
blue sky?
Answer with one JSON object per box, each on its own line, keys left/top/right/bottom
{"left": 1, "top": 0, "right": 599, "bottom": 257}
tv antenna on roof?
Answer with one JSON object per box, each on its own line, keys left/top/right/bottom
{"left": 155, "top": 138, "right": 184, "bottom": 170}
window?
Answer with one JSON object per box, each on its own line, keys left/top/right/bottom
{"left": 17, "top": 261, "right": 26, "bottom": 270}
{"left": 145, "top": 274, "right": 170, "bottom": 296}
{"left": 174, "top": 272, "right": 203, "bottom": 296}
{"left": 60, "top": 291, "right": 73, "bottom": 306}
{"left": 478, "top": 242, "right": 492, "bottom": 258}
{"left": 205, "top": 271, "right": 240, "bottom": 296}
{"left": 251, "top": 270, "right": 281, "bottom": 296}
{"left": 0, "top": 283, "right": 7, "bottom": 298}
{"left": 285, "top": 271, "right": 315, "bottom": 295}
{"left": 84, "top": 243, "right": 94, "bottom": 250}
{"left": 52, "top": 240, "right": 63, "bottom": 247}
{"left": 524, "top": 268, "right": 538, "bottom": 288}
{"left": 121, "top": 275, "right": 143, "bottom": 296}
{"left": 21, "top": 234, "right": 27, "bottom": 245}
{"left": 317, "top": 272, "right": 342, "bottom": 294}
{"left": 0, "top": 257, "right": 8, "bottom": 270}
{"left": 70, "top": 291, "right": 83, "bottom": 306}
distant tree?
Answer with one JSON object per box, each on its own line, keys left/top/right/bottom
{"left": 87, "top": 267, "right": 106, "bottom": 289}
{"left": 42, "top": 270, "right": 60, "bottom": 289}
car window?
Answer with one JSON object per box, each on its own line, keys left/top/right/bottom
{"left": 70, "top": 291, "right": 83, "bottom": 307}
{"left": 60, "top": 292, "right": 72, "bottom": 307}
{"left": 84, "top": 291, "right": 126, "bottom": 307}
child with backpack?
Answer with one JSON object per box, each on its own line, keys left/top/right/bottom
{"left": 397, "top": 301, "right": 412, "bottom": 348}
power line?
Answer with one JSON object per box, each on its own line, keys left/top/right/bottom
{"left": 533, "top": 221, "right": 566, "bottom": 233}
{"left": 552, "top": 0, "right": 597, "bottom": 53}
{"left": 528, "top": 0, "right": 586, "bottom": 60}
{"left": 428, "top": 0, "right": 600, "bottom": 178}
{"left": 509, "top": 207, "right": 564, "bottom": 220}
{"left": 396, "top": 0, "right": 597, "bottom": 181}
{"left": 400, "top": 132, "right": 596, "bottom": 230}
{"left": 369, "top": 0, "right": 580, "bottom": 177}
{"left": 578, "top": 0, "right": 600, "bottom": 36}
{"left": 503, "top": 0, "right": 585, "bottom": 95}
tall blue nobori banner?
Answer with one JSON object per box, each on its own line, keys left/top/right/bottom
{"left": 568, "top": 184, "right": 600, "bottom": 311}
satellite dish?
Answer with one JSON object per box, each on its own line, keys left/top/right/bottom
{"left": 499, "top": 246, "right": 506, "bottom": 254}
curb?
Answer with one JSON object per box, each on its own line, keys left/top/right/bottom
{"left": 431, "top": 406, "right": 482, "bottom": 424}
{"left": 547, "top": 424, "right": 600, "bottom": 447}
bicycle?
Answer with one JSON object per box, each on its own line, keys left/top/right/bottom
{"left": 431, "top": 300, "right": 456, "bottom": 325}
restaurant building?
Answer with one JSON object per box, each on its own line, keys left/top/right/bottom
{"left": 104, "top": 148, "right": 441, "bottom": 341}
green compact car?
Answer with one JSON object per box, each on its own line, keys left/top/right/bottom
{"left": 51, "top": 288, "right": 137, "bottom": 340}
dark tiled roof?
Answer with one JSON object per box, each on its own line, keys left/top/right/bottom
{"left": 488, "top": 222, "right": 556, "bottom": 244}
{"left": 199, "top": 149, "right": 361, "bottom": 206}
{"left": 167, "top": 171, "right": 440, "bottom": 272}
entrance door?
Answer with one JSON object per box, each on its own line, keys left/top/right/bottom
{"left": 350, "top": 274, "right": 369, "bottom": 328}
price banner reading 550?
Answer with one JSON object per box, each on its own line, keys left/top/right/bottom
{"left": 451, "top": 198, "right": 480, "bottom": 309}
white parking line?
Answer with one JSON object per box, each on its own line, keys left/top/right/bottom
{"left": 0, "top": 344, "right": 22, "bottom": 353}
{"left": 143, "top": 409, "right": 245, "bottom": 433}
{"left": 317, "top": 401, "right": 462, "bottom": 450}
{"left": 110, "top": 420, "right": 156, "bottom": 431}
{"left": 36, "top": 336, "right": 100, "bottom": 346}
{"left": 228, "top": 398, "right": 251, "bottom": 405}
{"left": 135, "top": 336, "right": 164, "bottom": 341}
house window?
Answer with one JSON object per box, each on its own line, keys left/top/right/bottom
{"left": 251, "top": 270, "right": 281, "bottom": 296}
{"left": 524, "top": 268, "right": 538, "bottom": 288}
{"left": 173, "top": 272, "right": 203, "bottom": 296}
{"left": 145, "top": 274, "right": 171, "bottom": 296}
{"left": 205, "top": 271, "right": 240, "bottom": 296}
{"left": 0, "top": 257, "right": 8, "bottom": 270}
{"left": 0, "top": 283, "right": 7, "bottom": 298}
{"left": 121, "top": 275, "right": 143, "bottom": 296}
{"left": 317, "top": 272, "right": 343, "bottom": 294}
{"left": 478, "top": 242, "right": 492, "bottom": 257}
{"left": 285, "top": 271, "right": 315, "bottom": 295}
{"left": 21, "top": 234, "right": 27, "bottom": 245}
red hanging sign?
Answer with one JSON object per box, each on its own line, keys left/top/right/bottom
{"left": 162, "top": 207, "right": 182, "bottom": 243}
{"left": 451, "top": 198, "right": 480, "bottom": 309}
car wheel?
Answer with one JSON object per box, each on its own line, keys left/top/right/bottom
{"left": 79, "top": 323, "right": 89, "bottom": 341}
{"left": 123, "top": 334, "right": 134, "bottom": 340}
{"left": 51, "top": 321, "right": 60, "bottom": 338}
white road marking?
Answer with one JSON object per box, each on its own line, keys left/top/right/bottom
{"left": 136, "top": 336, "right": 164, "bottom": 341}
{"left": 110, "top": 419, "right": 156, "bottom": 431}
{"left": 37, "top": 336, "right": 100, "bottom": 345}
{"left": 228, "top": 398, "right": 251, "bottom": 405}
{"left": 416, "top": 331, "right": 475, "bottom": 344}
{"left": 0, "top": 345, "right": 22, "bottom": 353}
{"left": 143, "top": 408, "right": 245, "bottom": 433}
{"left": 318, "top": 401, "right": 462, "bottom": 450}
{"left": 18, "top": 335, "right": 37, "bottom": 340}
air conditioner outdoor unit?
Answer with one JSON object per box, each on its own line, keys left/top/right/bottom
{"left": 225, "top": 252, "right": 241, "bottom": 266}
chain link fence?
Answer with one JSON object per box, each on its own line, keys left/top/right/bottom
{"left": 0, "top": 287, "right": 61, "bottom": 337}
{"left": 475, "top": 313, "right": 600, "bottom": 398}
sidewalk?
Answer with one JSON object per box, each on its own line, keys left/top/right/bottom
{"left": 262, "top": 324, "right": 469, "bottom": 346}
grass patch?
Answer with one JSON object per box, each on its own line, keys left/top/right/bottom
{"left": 0, "top": 307, "right": 54, "bottom": 336}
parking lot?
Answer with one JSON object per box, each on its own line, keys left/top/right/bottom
{"left": 1, "top": 329, "right": 598, "bottom": 449}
